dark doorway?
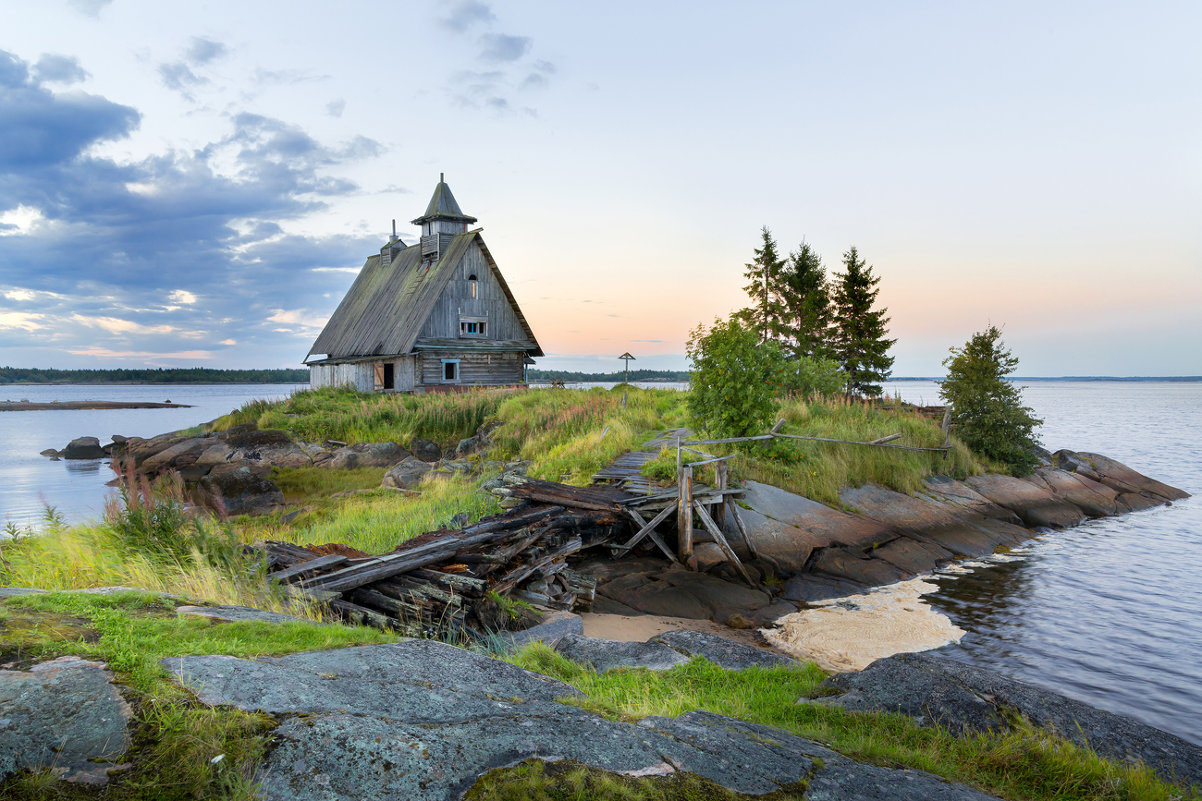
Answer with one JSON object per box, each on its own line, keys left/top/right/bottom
{"left": 383, "top": 363, "right": 395, "bottom": 390}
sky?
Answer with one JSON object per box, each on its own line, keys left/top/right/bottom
{"left": 1, "top": 0, "right": 1199, "bottom": 377}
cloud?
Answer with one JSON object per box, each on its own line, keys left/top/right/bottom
{"left": 158, "top": 62, "right": 206, "bottom": 98}
{"left": 439, "top": 0, "right": 496, "bottom": 32}
{"left": 326, "top": 99, "right": 346, "bottom": 118}
{"left": 219, "top": 338, "right": 236, "bottom": 345}
{"left": 0, "top": 52, "right": 140, "bottom": 169}
{"left": 185, "top": 37, "right": 228, "bottom": 66}
{"left": 66, "top": 347, "right": 214, "bottom": 360}
{"left": 70, "top": 313, "right": 175, "bottom": 335}
{"left": 32, "top": 54, "right": 89, "bottom": 85}
{"left": 438, "top": 6, "right": 553, "bottom": 113}
{"left": 478, "top": 33, "right": 531, "bottom": 63}
{"left": 66, "top": 0, "right": 111, "bottom": 16}
{"left": 0, "top": 49, "right": 386, "bottom": 368}
{"left": 159, "top": 37, "right": 230, "bottom": 100}
{"left": 0, "top": 311, "right": 49, "bottom": 332}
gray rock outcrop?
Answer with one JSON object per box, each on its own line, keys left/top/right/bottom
{"left": 165, "top": 640, "right": 1000, "bottom": 801}
{"left": 381, "top": 456, "right": 434, "bottom": 489}
{"left": 60, "top": 436, "right": 106, "bottom": 459}
{"left": 821, "top": 650, "right": 1202, "bottom": 789}
{"left": 0, "top": 657, "right": 132, "bottom": 785}
{"left": 719, "top": 454, "right": 1188, "bottom": 599}
{"left": 199, "top": 465, "right": 285, "bottom": 516}
{"left": 324, "top": 441, "right": 407, "bottom": 470}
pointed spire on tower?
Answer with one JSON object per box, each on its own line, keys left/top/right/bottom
{"left": 412, "top": 174, "right": 477, "bottom": 226}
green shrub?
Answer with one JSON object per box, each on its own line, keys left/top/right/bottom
{"left": 940, "top": 326, "right": 1042, "bottom": 476}
{"left": 687, "top": 317, "right": 787, "bottom": 439}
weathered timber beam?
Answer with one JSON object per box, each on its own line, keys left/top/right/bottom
{"left": 692, "top": 500, "right": 755, "bottom": 587}
{"left": 267, "top": 554, "right": 348, "bottom": 584}
{"left": 495, "top": 476, "right": 629, "bottom": 512}
{"left": 729, "top": 503, "right": 759, "bottom": 561}
{"left": 328, "top": 599, "right": 400, "bottom": 631}
{"left": 491, "top": 537, "right": 583, "bottom": 594}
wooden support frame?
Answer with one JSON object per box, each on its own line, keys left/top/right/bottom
{"left": 692, "top": 500, "right": 755, "bottom": 587}
{"left": 620, "top": 506, "right": 677, "bottom": 562}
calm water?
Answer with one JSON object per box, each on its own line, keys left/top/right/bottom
{"left": 0, "top": 384, "right": 300, "bottom": 527}
{"left": 889, "top": 380, "right": 1201, "bottom": 746}
{"left": 1, "top": 379, "right": 1199, "bottom": 744}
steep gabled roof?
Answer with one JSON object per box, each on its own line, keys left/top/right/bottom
{"left": 411, "top": 179, "right": 477, "bottom": 225}
{"left": 305, "top": 230, "right": 542, "bottom": 361}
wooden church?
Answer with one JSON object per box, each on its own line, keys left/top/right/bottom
{"left": 305, "top": 176, "right": 542, "bottom": 392}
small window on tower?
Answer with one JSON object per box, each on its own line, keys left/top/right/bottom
{"left": 468, "top": 274, "right": 478, "bottom": 299}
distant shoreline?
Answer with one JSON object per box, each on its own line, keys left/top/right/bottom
{"left": 0, "top": 400, "right": 193, "bottom": 411}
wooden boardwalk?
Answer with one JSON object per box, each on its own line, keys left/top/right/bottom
{"left": 591, "top": 428, "right": 691, "bottom": 495}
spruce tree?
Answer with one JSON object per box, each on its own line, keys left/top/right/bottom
{"left": 737, "top": 227, "right": 787, "bottom": 344}
{"left": 778, "top": 241, "right": 833, "bottom": 360}
{"left": 832, "top": 246, "right": 896, "bottom": 397}
{"left": 940, "top": 326, "right": 1043, "bottom": 475}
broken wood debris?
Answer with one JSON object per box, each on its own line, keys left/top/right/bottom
{"left": 252, "top": 503, "right": 606, "bottom": 637}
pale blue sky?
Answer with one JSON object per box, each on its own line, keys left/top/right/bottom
{"left": 1, "top": 0, "right": 1199, "bottom": 375}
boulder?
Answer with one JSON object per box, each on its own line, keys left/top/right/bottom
{"left": 200, "top": 466, "right": 284, "bottom": 516}
{"left": 409, "top": 438, "right": 443, "bottom": 462}
{"left": 649, "top": 630, "right": 796, "bottom": 670}
{"left": 502, "top": 609, "right": 584, "bottom": 650}
{"left": 193, "top": 442, "right": 234, "bottom": 467}
{"left": 555, "top": 633, "right": 690, "bottom": 672}
{"left": 59, "top": 436, "right": 106, "bottom": 459}
{"left": 39, "top": 448, "right": 60, "bottom": 458}
{"left": 822, "top": 650, "right": 1202, "bottom": 790}
{"left": 455, "top": 434, "right": 482, "bottom": 456}
{"left": 0, "top": 656, "right": 132, "bottom": 785}
{"left": 325, "top": 441, "right": 408, "bottom": 470}
{"left": 381, "top": 456, "right": 434, "bottom": 490}
{"left": 963, "top": 474, "right": 1086, "bottom": 529}
{"left": 229, "top": 440, "right": 313, "bottom": 469}
{"left": 139, "top": 437, "right": 209, "bottom": 473}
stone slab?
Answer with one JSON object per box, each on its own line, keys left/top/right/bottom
{"left": 823, "top": 650, "right": 1202, "bottom": 789}
{"left": 649, "top": 629, "right": 795, "bottom": 670}
{"left": 175, "top": 605, "right": 314, "bottom": 625}
{"left": 555, "top": 633, "right": 690, "bottom": 672}
{"left": 0, "top": 657, "right": 131, "bottom": 785}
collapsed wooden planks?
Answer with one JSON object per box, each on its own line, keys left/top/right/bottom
{"left": 255, "top": 503, "right": 603, "bottom": 636}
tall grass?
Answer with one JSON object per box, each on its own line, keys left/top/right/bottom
{"left": 708, "top": 395, "right": 987, "bottom": 505}
{"left": 491, "top": 386, "right": 689, "bottom": 485}
{"left": 209, "top": 385, "right": 504, "bottom": 446}
{"left": 275, "top": 475, "right": 503, "bottom": 554}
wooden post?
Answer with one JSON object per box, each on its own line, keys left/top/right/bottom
{"left": 677, "top": 464, "right": 694, "bottom": 564}
{"left": 714, "top": 460, "right": 728, "bottom": 529}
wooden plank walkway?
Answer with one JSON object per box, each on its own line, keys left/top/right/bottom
{"left": 591, "top": 428, "right": 691, "bottom": 494}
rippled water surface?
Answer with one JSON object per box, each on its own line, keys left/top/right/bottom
{"left": 0, "top": 384, "right": 299, "bottom": 526}
{"left": 889, "top": 380, "right": 1201, "bottom": 745}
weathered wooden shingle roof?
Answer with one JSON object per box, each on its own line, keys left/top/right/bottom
{"left": 412, "top": 179, "right": 477, "bottom": 225}
{"left": 305, "top": 230, "right": 542, "bottom": 362}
